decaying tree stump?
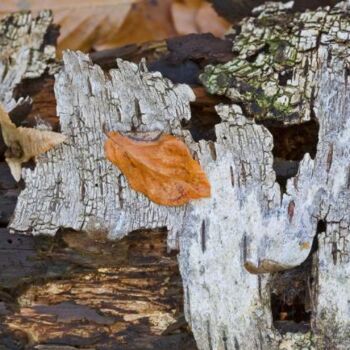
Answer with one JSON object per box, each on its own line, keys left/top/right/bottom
{"left": 1, "top": 1, "right": 350, "bottom": 350}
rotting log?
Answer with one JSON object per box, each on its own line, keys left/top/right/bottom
{"left": 0, "top": 10, "right": 210, "bottom": 350}
{"left": 0, "top": 9, "right": 234, "bottom": 350}
{"left": 0, "top": 228, "right": 197, "bottom": 350}
{"left": 1, "top": 1, "right": 350, "bottom": 350}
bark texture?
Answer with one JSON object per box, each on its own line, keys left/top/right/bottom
{"left": 0, "top": 228, "right": 196, "bottom": 350}
{"left": 11, "top": 51, "right": 195, "bottom": 250}
{"left": 3, "top": 2, "right": 350, "bottom": 350}
{"left": 0, "top": 11, "right": 197, "bottom": 350}
{"left": 0, "top": 10, "right": 57, "bottom": 111}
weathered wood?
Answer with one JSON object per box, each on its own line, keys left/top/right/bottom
{"left": 0, "top": 10, "right": 202, "bottom": 350}
{"left": 0, "top": 10, "right": 58, "bottom": 112}
{"left": 0, "top": 228, "right": 196, "bottom": 350}
{"left": 2, "top": 2, "right": 350, "bottom": 350}
{"left": 195, "top": 2, "right": 350, "bottom": 348}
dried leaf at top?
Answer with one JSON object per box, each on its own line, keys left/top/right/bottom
{"left": 0, "top": 0, "right": 230, "bottom": 54}
{"left": 171, "top": 0, "right": 230, "bottom": 37}
{"left": 105, "top": 131, "right": 211, "bottom": 206}
{"left": 0, "top": 0, "right": 175, "bottom": 54}
{"left": 0, "top": 0, "right": 133, "bottom": 54}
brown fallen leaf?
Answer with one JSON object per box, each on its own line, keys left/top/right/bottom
{"left": 171, "top": 0, "right": 230, "bottom": 37}
{"left": 0, "top": 0, "right": 175, "bottom": 55}
{"left": 0, "top": 0, "right": 134, "bottom": 54}
{"left": 105, "top": 131, "right": 211, "bottom": 206}
{"left": 0, "top": 104, "right": 66, "bottom": 181}
{"left": 95, "top": 0, "right": 176, "bottom": 51}
{"left": 171, "top": 0, "right": 200, "bottom": 35}
{"left": 0, "top": 0, "right": 230, "bottom": 55}
{"left": 195, "top": 2, "right": 231, "bottom": 37}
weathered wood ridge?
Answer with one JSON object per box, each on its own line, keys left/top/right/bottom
{"left": 0, "top": 10, "right": 197, "bottom": 350}
{"left": 1, "top": 1, "right": 350, "bottom": 349}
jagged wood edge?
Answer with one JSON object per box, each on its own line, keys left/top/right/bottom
{"left": 8, "top": 1, "right": 350, "bottom": 349}
{"left": 0, "top": 10, "right": 57, "bottom": 111}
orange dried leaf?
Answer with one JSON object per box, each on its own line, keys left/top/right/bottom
{"left": 195, "top": 3, "right": 231, "bottom": 38}
{"left": 105, "top": 132, "right": 211, "bottom": 206}
{"left": 171, "top": 0, "right": 230, "bottom": 37}
{"left": 100, "top": 0, "right": 176, "bottom": 51}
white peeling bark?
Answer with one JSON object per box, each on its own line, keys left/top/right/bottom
{"left": 309, "top": 66, "right": 350, "bottom": 349}
{"left": 7, "top": 2, "right": 350, "bottom": 350}
{"left": 11, "top": 51, "right": 194, "bottom": 249}
{"left": 179, "top": 68, "right": 350, "bottom": 347}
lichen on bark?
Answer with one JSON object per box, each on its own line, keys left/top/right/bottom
{"left": 200, "top": 1, "right": 350, "bottom": 124}
{"left": 3, "top": 2, "right": 350, "bottom": 350}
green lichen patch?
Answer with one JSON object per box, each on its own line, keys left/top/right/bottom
{"left": 200, "top": 2, "right": 350, "bottom": 124}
